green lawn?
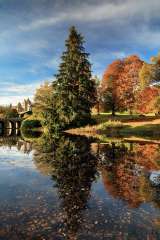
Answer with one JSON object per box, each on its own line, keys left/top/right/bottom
{"left": 92, "top": 112, "right": 157, "bottom": 124}
{"left": 90, "top": 113, "right": 160, "bottom": 140}
{"left": 120, "top": 124, "right": 160, "bottom": 139}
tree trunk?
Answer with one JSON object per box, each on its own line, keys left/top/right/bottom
{"left": 111, "top": 105, "right": 116, "bottom": 116}
{"left": 129, "top": 109, "right": 133, "bottom": 115}
{"left": 97, "top": 101, "right": 100, "bottom": 115}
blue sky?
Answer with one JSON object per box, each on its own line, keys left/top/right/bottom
{"left": 0, "top": 0, "right": 160, "bottom": 105}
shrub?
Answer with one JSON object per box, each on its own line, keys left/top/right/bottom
{"left": 21, "top": 119, "right": 42, "bottom": 130}
{"left": 97, "top": 120, "right": 123, "bottom": 131}
{"left": 21, "top": 129, "right": 42, "bottom": 139}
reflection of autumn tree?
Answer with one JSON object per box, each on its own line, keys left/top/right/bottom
{"left": 52, "top": 135, "right": 98, "bottom": 239}
{"left": 133, "top": 143, "right": 160, "bottom": 170}
{"left": 136, "top": 87, "right": 159, "bottom": 114}
{"left": 96, "top": 142, "right": 160, "bottom": 208}
{"left": 0, "top": 135, "right": 33, "bottom": 154}
{"left": 133, "top": 143, "right": 160, "bottom": 210}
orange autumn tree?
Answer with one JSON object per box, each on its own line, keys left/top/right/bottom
{"left": 101, "top": 55, "right": 143, "bottom": 115}
{"left": 100, "top": 59, "right": 124, "bottom": 116}
{"left": 136, "top": 87, "right": 159, "bottom": 114}
{"left": 118, "top": 55, "right": 143, "bottom": 113}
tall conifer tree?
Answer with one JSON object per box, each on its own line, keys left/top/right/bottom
{"left": 54, "top": 26, "right": 96, "bottom": 128}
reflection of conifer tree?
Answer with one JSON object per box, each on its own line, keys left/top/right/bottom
{"left": 97, "top": 142, "right": 128, "bottom": 165}
{"left": 52, "top": 135, "right": 98, "bottom": 239}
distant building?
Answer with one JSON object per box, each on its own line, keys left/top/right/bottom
{"left": 17, "top": 102, "right": 23, "bottom": 112}
{"left": 16, "top": 98, "right": 32, "bottom": 113}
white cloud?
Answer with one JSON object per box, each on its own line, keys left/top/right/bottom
{"left": 18, "top": 0, "right": 160, "bottom": 31}
{"left": 0, "top": 96, "right": 33, "bottom": 106}
{"left": 0, "top": 81, "right": 49, "bottom": 105}
{"left": 1, "top": 0, "right": 160, "bottom": 106}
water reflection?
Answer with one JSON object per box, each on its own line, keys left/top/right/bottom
{"left": 0, "top": 127, "right": 21, "bottom": 137}
{"left": 32, "top": 133, "right": 98, "bottom": 238}
{"left": 51, "top": 135, "right": 98, "bottom": 238}
{"left": 95, "top": 142, "right": 160, "bottom": 207}
{"left": 0, "top": 132, "right": 160, "bottom": 239}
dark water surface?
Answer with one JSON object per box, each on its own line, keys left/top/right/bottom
{"left": 0, "top": 133, "right": 160, "bottom": 239}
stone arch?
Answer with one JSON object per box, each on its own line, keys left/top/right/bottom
{"left": 16, "top": 128, "right": 20, "bottom": 136}
{"left": 7, "top": 120, "right": 14, "bottom": 129}
{"left": 7, "top": 128, "right": 14, "bottom": 137}
{"left": 0, "top": 120, "right": 4, "bottom": 129}
{"left": 16, "top": 121, "right": 21, "bottom": 129}
{"left": 0, "top": 120, "right": 4, "bottom": 136}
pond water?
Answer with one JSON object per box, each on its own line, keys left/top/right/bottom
{"left": 0, "top": 133, "right": 160, "bottom": 239}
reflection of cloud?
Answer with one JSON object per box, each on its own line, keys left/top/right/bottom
{"left": 0, "top": 147, "right": 35, "bottom": 170}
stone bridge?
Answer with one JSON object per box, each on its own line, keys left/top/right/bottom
{"left": 18, "top": 110, "right": 32, "bottom": 118}
{"left": 0, "top": 118, "right": 22, "bottom": 136}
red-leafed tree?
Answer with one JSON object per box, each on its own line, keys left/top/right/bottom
{"left": 100, "top": 59, "right": 124, "bottom": 116}
{"left": 136, "top": 87, "right": 159, "bottom": 114}
{"left": 117, "top": 55, "right": 143, "bottom": 113}
{"left": 100, "top": 55, "right": 143, "bottom": 115}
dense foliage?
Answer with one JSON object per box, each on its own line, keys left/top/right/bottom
{"left": 53, "top": 26, "right": 97, "bottom": 128}
{"left": 100, "top": 55, "right": 143, "bottom": 115}
{"left": 100, "top": 59, "right": 124, "bottom": 115}
{"left": 0, "top": 105, "right": 19, "bottom": 118}
{"left": 21, "top": 119, "right": 42, "bottom": 130}
{"left": 100, "top": 54, "right": 160, "bottom": 115}
{"left": 118, "top": 55, "right": 143, "bottom": 113}
{"left": 32, "top": 82, "right": 58, "bottom": 130}
{"left": 32, "top": 28, "right": 160, "bottom": 130}
{"left": 136, "top": 87, "right": 160, "bottom": 114}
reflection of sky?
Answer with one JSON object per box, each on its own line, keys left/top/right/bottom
{"left": 0, "top": 144, "right": 159, "bottom": 238}
{"left": 0, "top": 146, "right": 34, "bottom": 170}
{"left": 1, "top": 0, "right": 160, "bottom": 104}
{"left": 0, "top": 146, "right": 56, "bottom": 204}
{"left": 89, "top": 175, "right": 160, "bottom": 237}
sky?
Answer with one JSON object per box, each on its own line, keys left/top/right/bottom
{"left": 0, "top": 0, "right": 160, "bottom": 105}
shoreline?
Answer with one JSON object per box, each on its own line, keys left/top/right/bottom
{"left": 65, "top": 118, "right": 160, "bottom": 144}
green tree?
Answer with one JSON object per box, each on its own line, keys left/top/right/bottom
{"left": 139, "top": 53, "right": 160, "bottom": 90}
{"left": 33, "top": 81, "right": 53, "bottom": 119}
{"left": 0, "top": 105, "right": 19, "bottom": 118}
{"left": 92, "top": 75, "right": 101, "bottom": 114}
{"left": 155, "top": 96, "right": 160, "bottom": 115}
{"left": 102, "top": 87, "right": 118, "bottom": 116}
{"left": 33, "top": 82, "right": 59, "bottom": 131}
{"left": 139, "top": 62, "right": 154, "bottom": 89}
{"left": 151, "top": 53, "right": 160, "bottom": 86}
{"left": 54, "top": 26, "right": 96, "bottom": 128}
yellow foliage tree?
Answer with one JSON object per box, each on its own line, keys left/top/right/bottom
{"left": 33, "top": 81, "right": 54, "bottom": 121}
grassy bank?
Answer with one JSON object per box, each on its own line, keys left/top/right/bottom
{"left": 65, "top": 113, "right": 160, "bottom": 140}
